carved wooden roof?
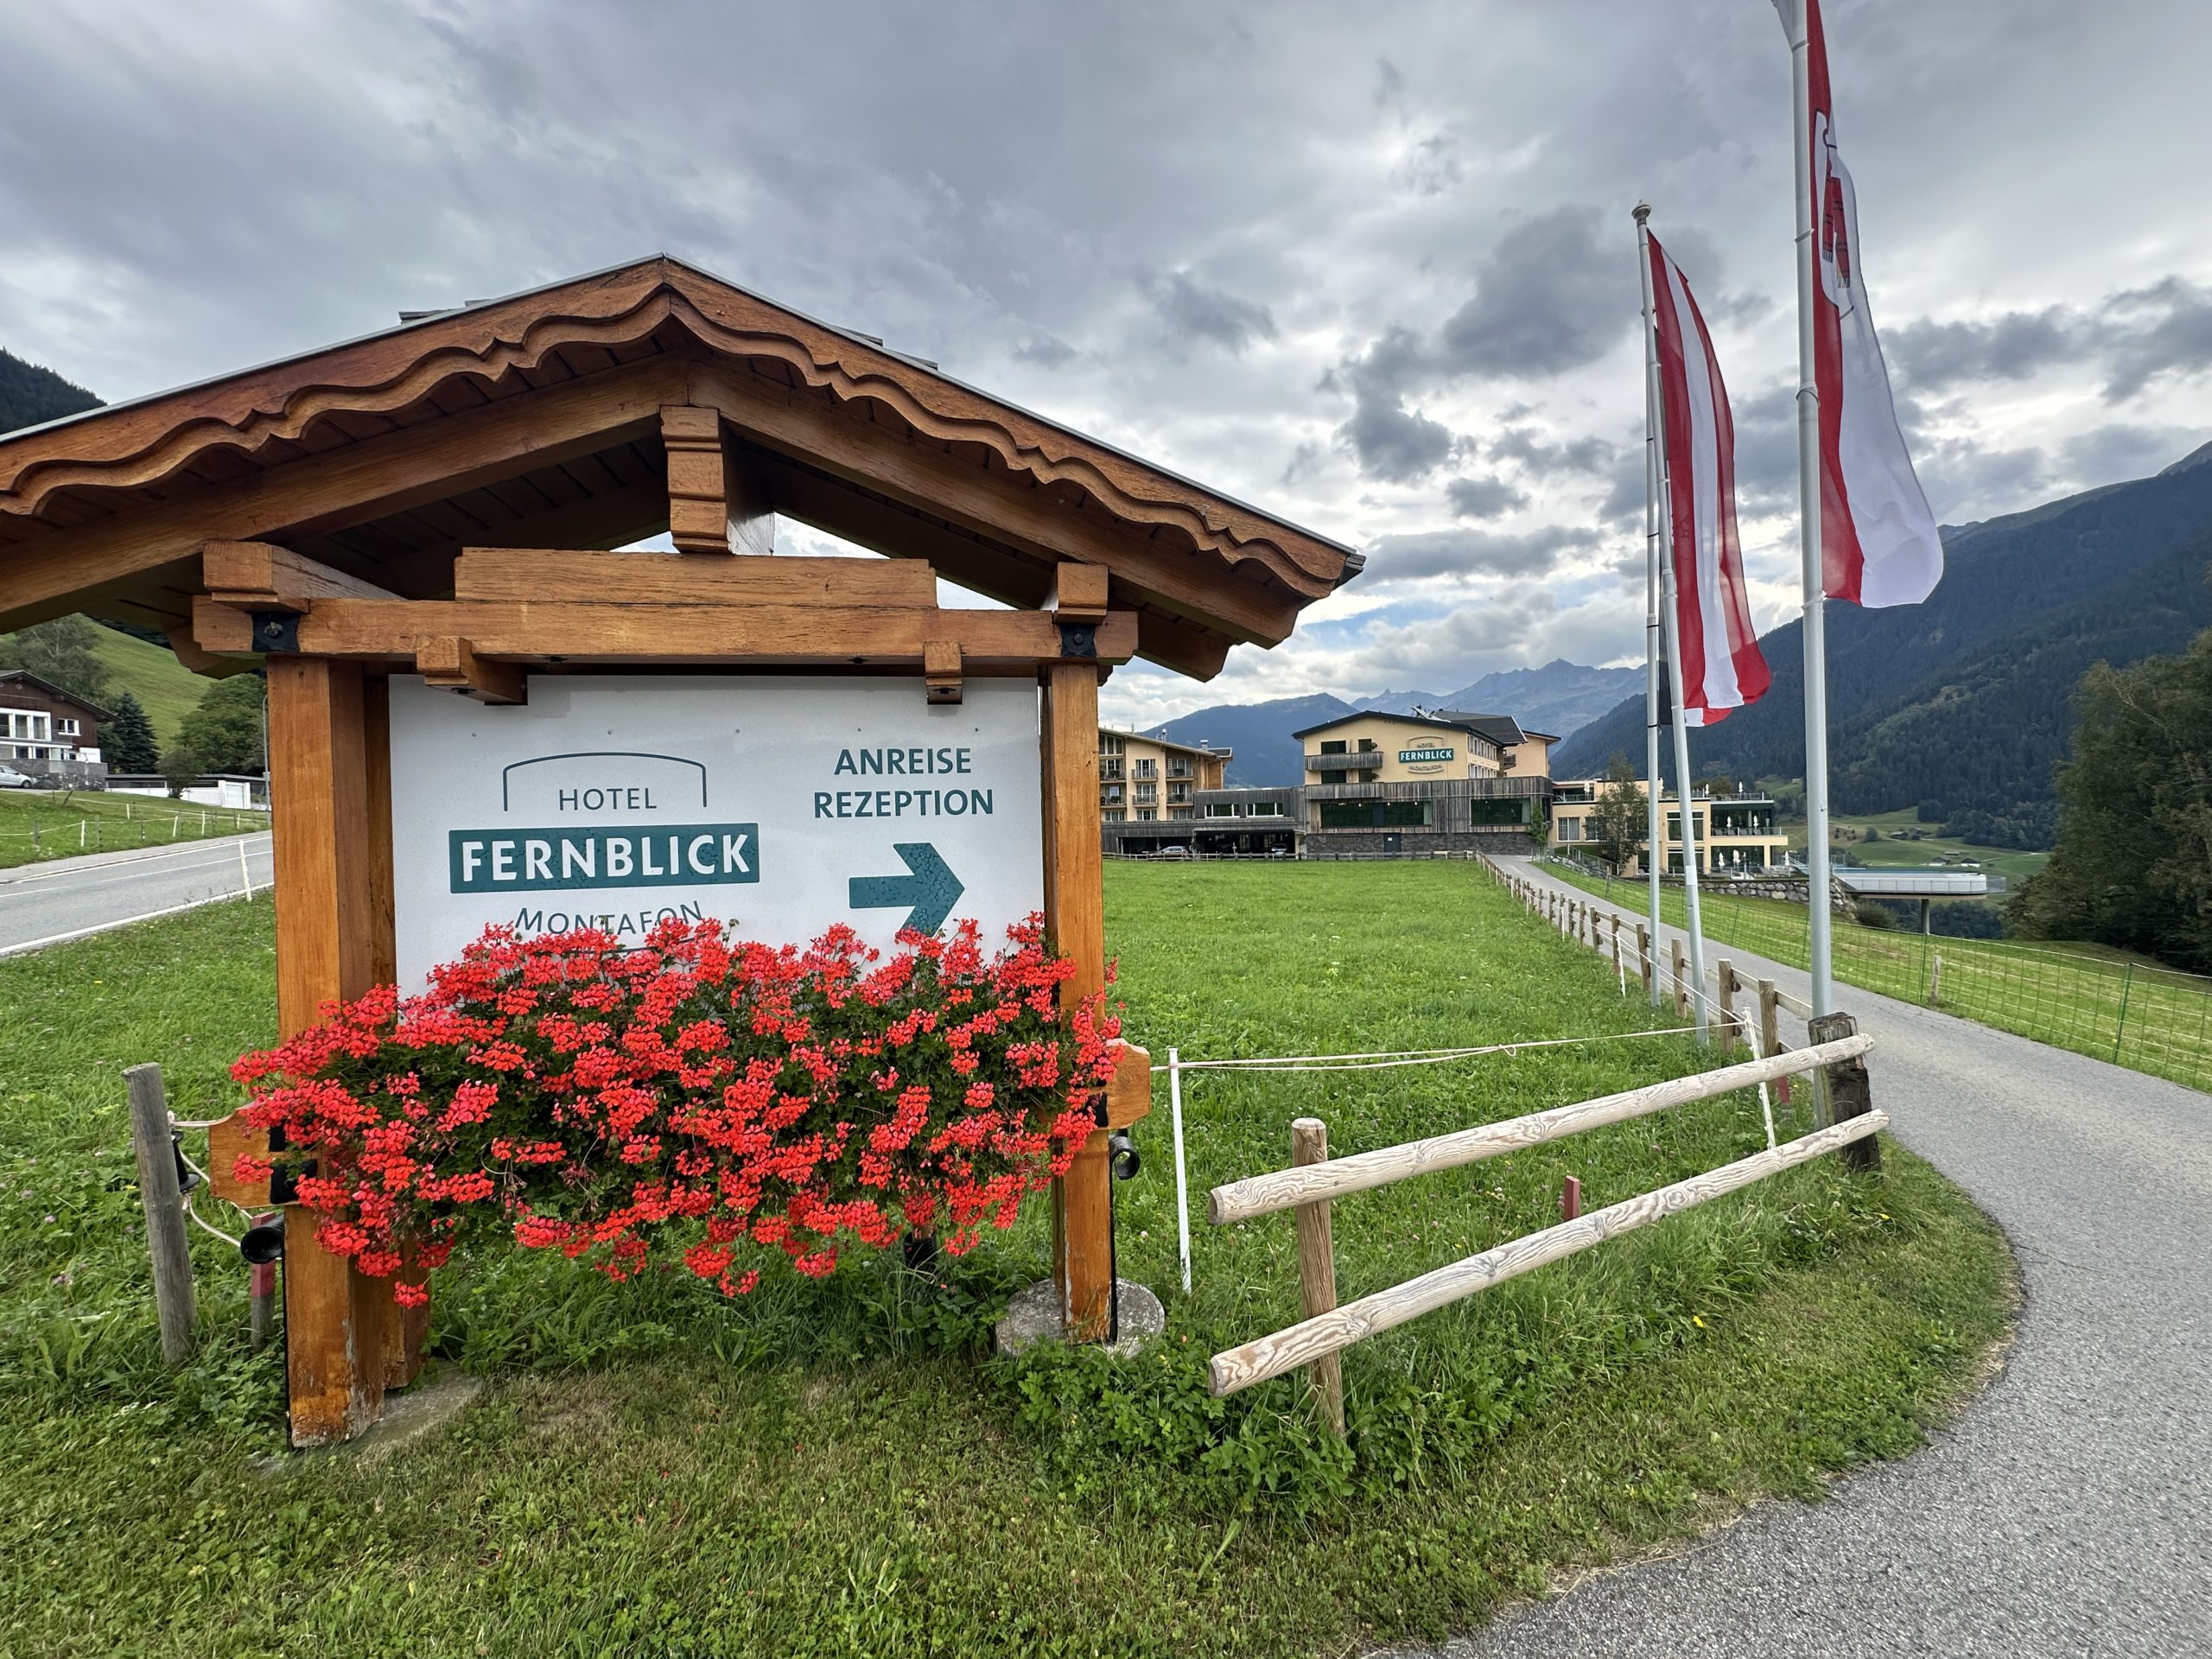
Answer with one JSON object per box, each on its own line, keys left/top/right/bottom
{"left": 0, "top": 256, "right": 1360, "bottom": 679}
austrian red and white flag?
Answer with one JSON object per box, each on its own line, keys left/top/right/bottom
{"left": 1774, "top": 0, "right": 1942, "bottom": 607}
{"left": 1648, "top": 232, "right": 1770, "bottom": 728}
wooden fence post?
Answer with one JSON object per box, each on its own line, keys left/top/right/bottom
{"left": 125, "top": 1063, "right": 197, "bottom": 1365}
{"left": 1929, "top": 952, "right": 1943, "bottom": 1007}
{"left": 1756, "top": 978, "right": 1789, "bottom": 1103}
{"left": 1609, "top": 913, "right": 1621, "bottom": 965}
{"left": 1638, "top": 925, "right": 1654, "bottom": 996}
{"left": 1808, "top": 1012, "right": 1878, "bottom": 1170}
{"left": 1717, "top": 961, "right": 1739, "bottom": 1052}
{"left": 1290, "top": 1118, "right": 1346, "bottom": 1439}
{"left": 1670, "top": 938, "right": 1688, "bottom": 1017}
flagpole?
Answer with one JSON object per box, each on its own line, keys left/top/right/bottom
{"left": 1786, "top": 1, "right": 1836, "bottom": 1014}
{"left": 1634, "top": 204, "right": 1666, "bottom": 1007}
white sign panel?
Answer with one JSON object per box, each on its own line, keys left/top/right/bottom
{"left": 388, "top": 675, "right": 1044, "bottom": 989}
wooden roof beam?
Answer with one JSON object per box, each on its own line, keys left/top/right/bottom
{"left": 688, "top": 360, "right": 1300, "bottom": 648}
{"left": 0, "top": 354, "right": 685, "bottom": 631}
{"left": 747, "top": 451, "right": 1231, "bottom": 678}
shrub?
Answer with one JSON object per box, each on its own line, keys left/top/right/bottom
{"left": 231, "top": 917, "right": 1119, "bottom": 1305}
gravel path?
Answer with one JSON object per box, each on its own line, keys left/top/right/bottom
{"left": 1401, "top": 859, "right": 2211, "bottom": 1659}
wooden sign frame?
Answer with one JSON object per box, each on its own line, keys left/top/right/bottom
{"left": 203, "top": 540, "right": 1150, "bottom": 1445}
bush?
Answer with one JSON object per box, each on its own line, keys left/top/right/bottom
{"left": 232, "top": 917, "right": 1119, "bottom": 1303}
{"left": 1853, "top": 900, "right": 1901, "bottom": 931}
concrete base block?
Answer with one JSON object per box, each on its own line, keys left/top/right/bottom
{"left": 994, "top": 1276, "right": 1165, "bottom": 1360}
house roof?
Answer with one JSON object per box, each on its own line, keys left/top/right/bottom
{"left": 0, "top": 669, "right": 116, "bottom": 721}
{"left": 1101, "top": 726, "right": 1233, "bottom": 761}
{"left": 0, "top": 255, "right": 1362, "bottom": 681}
{"left": 1290, "top": 709, "right": 1499, "bottom": 747}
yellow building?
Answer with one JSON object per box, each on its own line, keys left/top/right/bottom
{"left": 1097, "top": 728, "right": 1230, "bottom": 825}
{"left": 1549, "top": 778, "right": 1790, "bottom": 875}
{"left": 1293, "top": 710, "right": 1548, "bottom": 851}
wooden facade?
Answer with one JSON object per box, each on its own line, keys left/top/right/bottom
{"left": 0, "top": 256, "right": 1359, "bottom": 1446}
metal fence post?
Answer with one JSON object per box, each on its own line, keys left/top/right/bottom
{"left": 2113, "top": 963, "right": 2134, "bottom": 1064}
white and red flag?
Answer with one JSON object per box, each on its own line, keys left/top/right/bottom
{"left": 1647, "top": 232, "right": 1770, "bottom": 728}
{"left": 1774, "top": 0, "right": 1942, "bottom": 607}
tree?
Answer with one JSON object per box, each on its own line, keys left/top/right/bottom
{"left": 175, "top": 673, "right": 265, "bottom": 775}
{"left": 158, "top": 741, "right": 202, "bottom": 799}
{"left": 102, "top": 690, "right": 160, "bottom": 772}
{"left": 1590, "top": 753, "right": 1648, "bottom": 880}
{"left": 2005, "top": 624, "right": 2212, "bottom": 972}
{"left": 0, "top": 615, "right": 112, "bottom": 705}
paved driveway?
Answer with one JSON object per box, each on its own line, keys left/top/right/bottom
{"left": 1404, "top": 859, "right": 2211, "bottom": 1659}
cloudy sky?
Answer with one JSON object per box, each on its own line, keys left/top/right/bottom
{"left": 4, "top": 0, "right": 2208, "bottom": 728}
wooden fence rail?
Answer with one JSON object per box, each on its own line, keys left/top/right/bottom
{"left": 1207, "top": 1033, "right": 1872, "bottom": 1225}
{"left": 1205, "top": 956, "right": 1883, "bottom": 1421}
{"left": 1208, "top": 1104, "right": 1885, "bottom": 1399}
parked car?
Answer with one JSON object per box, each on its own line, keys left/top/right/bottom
{"left": 0, "top": 764, "right": 39, "bottom": 789}
{"left": 1149, "top": 845, "right": 1195, "bottom": 860}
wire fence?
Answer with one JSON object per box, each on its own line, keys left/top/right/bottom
{"left": 1538, "top": 858, "right": 2212, "bottom": 1096}
{"left": 0, "top": 800, "right": 269, "bottom": 869}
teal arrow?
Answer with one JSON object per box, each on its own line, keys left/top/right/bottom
{"left": 849, "top": 842, "right": 965, "bottom": 935}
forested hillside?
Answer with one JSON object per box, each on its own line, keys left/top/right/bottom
{"left": 0, "top": 345, "right": 101, "bottom": 433}
{"left": 1554, "top": 442, "right": 2212, "bottom": 842}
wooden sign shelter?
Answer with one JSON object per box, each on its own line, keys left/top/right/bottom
{"left": 0, "top": 256, "right": 1360, "bottom": 1446}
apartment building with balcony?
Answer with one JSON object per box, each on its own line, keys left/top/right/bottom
{"left": 1096, "top": 728, "right": 1230, "bottom": 830}
{"left": 1548, "top": 778, "right": 1789, "bottom": 874}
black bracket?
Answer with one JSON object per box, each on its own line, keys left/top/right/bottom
{"left": 268, "top": 1158, "right": 317, "bottom": 1205}
{"left": 1057, "top": 620, "right": 1097, "bottom": 659}
{"left": 169, "top": 1128, "right": 200, "bottom": 1196}
{"left": 249, "top": 610, "right": 301, "bottom": 653}
{"left": 1108, "top": 1131, "right": 1141, "bottom": 1182}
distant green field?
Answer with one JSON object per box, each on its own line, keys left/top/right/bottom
{"left": 0, "top": 786, "right": 264, "bottom": 871}
{"left": 1550, "top": 862, "right": 2211, "bottom": 1096}
{"left": 1826, "top": 809, "right": 2049, "bottom": 886}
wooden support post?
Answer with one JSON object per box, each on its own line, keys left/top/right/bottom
{"left": 1671, "top": 937, "right": 1689, "bottom": 1017}
{"left": 1718, "top": 961, "right": 1739, "bottom": 1052}
{"left": 1290, "top": 1118, "right": 1346, "bottom": 1439}
{"left": 125, "top": 1063, "right": 196, "bottom": 1365}
{"left": 1609, "top": 913, "right": 1622, "bottom": 965}
{"left": 1758, "top": 978, "right": 1791, "bottom": 1104}
{"left": 662, "top": 405, "right": 773, "bottom": 555}
{"left": 1808, "top": 1012, "right": 1879, "bottom": 1170}
{"left": 416, "top": 636, "right": 525, "bottom": 704}
{"left": 924, "top": 639, "right": 963, "bottom": 705}
{"left": 1040, "top": 657, "right": 1114, "bottom": 1343}
{"left": 267, "top": 658, "right": 397, "bottom": 1446}
{"left": 1638, "top": 925, "right": 1654, "bottom": 995}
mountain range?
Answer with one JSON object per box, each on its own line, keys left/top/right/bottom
{"left": 1144, "top": 659, "right": 1642, "bottom": 787}
{"left": 1553, "top": 441, "right": 2212, "bottom": 843}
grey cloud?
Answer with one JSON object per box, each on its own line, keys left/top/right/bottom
{"left": 1348, "top": 593, "right": 1557, "bottom": 683}
{"left": 1333, "top": 325, "right": 1456, "bottom": 482}
{"left": 1138, "top": 269, "right": 1277, "bottom": 357}
{"left": 1436, "top": 207, "right": 1637, "bottom": 379}
{"left": 1011, "top": 334, "right": 1077, "bottom": 367}
{"left": 1889, "top": 308, "right": 2077, "bottom": 387}
{"left": 1887, "top": 278, "right": 2212, "bottom": 403}
{"left": 1365, "top": 524, "right": 1600, "bottom": 583}
{"left": 2060, "top": 422, "right": 2211, "bottom": 485}
{"left": 1489, "top": 425, "right": 1616, "bottom": 475}
{"left": 2099, "top": 278, "right": 2212, "bottom": 400}
{"left": 1446, "top": 474, "right": 1529, "bottom": 519}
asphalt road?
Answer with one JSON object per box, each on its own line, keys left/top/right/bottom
{"left": 0, "top": 833, "right": 273, "bottom": 955}
{"left": 1398, "top": 859, "right": 2212, "bottom": 1659}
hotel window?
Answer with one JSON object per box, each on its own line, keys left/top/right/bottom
{"left": 1136, "top": 809, "right": 1155, "bottom": 822}
{"left": 1319, "top": 740, "right": 1347, "bottom": 754}
{"left": 1246, "top": 800, "right": 1281, "bottom": 817}
{"left": 1205, "top": 804, "right": 1236, "bottom": 817}
{"left": 1555, "top": 817, "right": 1583, "bottom": 842}
{"left": 58, "top": 718, "right": 79, "bottom": 736}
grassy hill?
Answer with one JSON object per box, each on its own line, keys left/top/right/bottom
{"left": 1554, "top": 443, "right": 2212, "bottom": 838}
{"left": 86, "top": 623, "right": 207, "bottom": 744}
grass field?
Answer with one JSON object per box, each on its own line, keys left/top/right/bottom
{"left": 0, "top": 868, "right": 2015, "bottom": 1657}
{"left": 1552, "top": 862, "right": 2212, "bottom": 1095}
{"left": 0, "top": 787, "right": 266, "bottom": 871}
